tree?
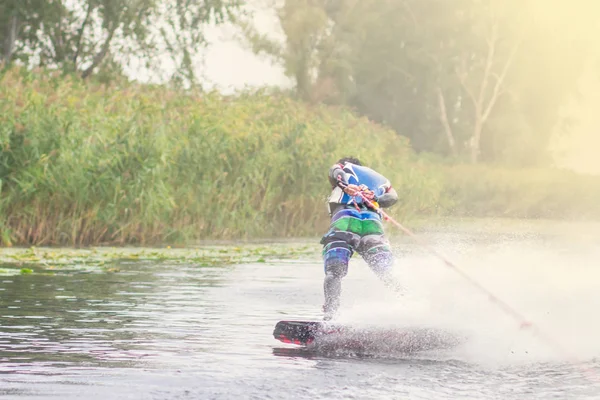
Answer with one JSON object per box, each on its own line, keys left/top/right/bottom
{"left": 240, "top": 0, "right": 599, "bottom": 166}
{"left": 239, "top": 0, "right": 330, "bottom": 101}
{"left": 452, "top": 1, "right": 522, "bottom": 163}
{"left": 498, "top": 0, "right": 600, "bottom": 166}
{"left": 0, "top": 0, "right": 47, "bottom": 65}
{"left": 0, "top": 0, "right": 242, "bottom": 83}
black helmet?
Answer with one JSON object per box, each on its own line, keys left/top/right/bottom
{"left": 337, "top": 157, "right": 362, "bottom": 166}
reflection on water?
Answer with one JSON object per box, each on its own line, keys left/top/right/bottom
{"left": 0, "top": 263, "right": 229, "bottom": 372}
{"left": 1, "top": 223, "right": 600, "bottom": 399}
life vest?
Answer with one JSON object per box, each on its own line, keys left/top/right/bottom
{"left": 327, "top": 163, "right": 391, "bottom": 207}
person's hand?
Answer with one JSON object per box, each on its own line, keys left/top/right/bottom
{"left": 360, "top": 186, "right": 377, "bottom": 201}
{"left": 343, "top": 184, "right": 361, "bottom": 196}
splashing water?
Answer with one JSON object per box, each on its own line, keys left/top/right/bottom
{"left": 1, "top": 220, "right": 600, "bottom": 399}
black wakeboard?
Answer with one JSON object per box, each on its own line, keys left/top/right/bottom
{"left": 273, "top": 320, "right": 345, "bottom": 345}
{"left": 273, "top": 320, "right": 463, "bottom": 352}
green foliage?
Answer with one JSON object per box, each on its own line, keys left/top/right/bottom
{"left": 441, "top": 164, "right": 600, "bottom": 219}
{"left": 240, "top": 0, "right": 330, "bottom": 101}
{"left": 241, "top": 0, "right": 599, "bottom": 165}
{"left": 0, "top": 0, "right": 241, "bottom": 83}
{"left": 2, "top": 69, "right": 600, "bottom": 246}
{"left": 0, "top": 243, "right": 320, "bottom": 275}
{"left": 0, "top": 67, "right": 437, "bottom": 245}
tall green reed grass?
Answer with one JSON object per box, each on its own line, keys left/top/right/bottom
{"left": 0, "top": 68, "right": 440, "bottom": 245}
{"left": 2, "top": 68, "right": 600, "bottom": 246}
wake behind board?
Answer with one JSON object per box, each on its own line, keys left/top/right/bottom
{"left": 273, "top": 320, "right": 462, "bottom": 354}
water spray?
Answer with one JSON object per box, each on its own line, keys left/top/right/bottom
{"left": 338, "top": 180, "right": 598, "bottom": 381}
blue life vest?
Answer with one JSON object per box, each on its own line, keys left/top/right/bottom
{"left": 328, "top": 163, "right": 391, "bottom": 206}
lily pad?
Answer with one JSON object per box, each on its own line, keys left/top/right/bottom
{"left": 0, "top": 243, "right": 321, "bottom": 275}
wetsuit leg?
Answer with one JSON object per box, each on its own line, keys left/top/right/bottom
{"left": 321, "top": 237, "right": 354, "bottom": 320}
{"left": 359, "top": 235, "right": 402, "bottom": 294}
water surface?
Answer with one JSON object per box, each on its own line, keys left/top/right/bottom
{"left": 2, "top": 221, "right": 600, "bottom": 399}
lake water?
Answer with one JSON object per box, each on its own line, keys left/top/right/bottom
{"left": 2, "top": 220, "right": 600, "bottom": 399}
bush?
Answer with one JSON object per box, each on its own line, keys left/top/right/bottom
{"left": 2, "top": 68, "right": 599, "bottom": 246}
{"left": 0, "top": 68, "right": 440, "bottom": 245}
{"left": 441, "top": 164, "right": 600, "bottom": 219}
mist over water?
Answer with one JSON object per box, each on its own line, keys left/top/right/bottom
{"left": 344, "top": 225, "right": 600, "bottom": 365}
{"left": 1, "top": 221, "right": 600, "bottom": 399}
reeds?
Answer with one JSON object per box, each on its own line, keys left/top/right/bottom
{"left": 2, "top": 68, "right": 599, "bottom": 246}
{"left": 0, "top": 68, "right": 432, "bottom": 245}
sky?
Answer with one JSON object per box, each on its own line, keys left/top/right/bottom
{"left": 201, "top": 19, "right": 290, "bottom": 93}
{"left": 123, "top": 2, "right": 291, "bottom": 93}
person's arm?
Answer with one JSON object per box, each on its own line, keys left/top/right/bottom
{"left": 328, "top": 163, "right": 346, "bottom": 188}
{"left": 377, "top": 186, "right": 398, "bottom": 208}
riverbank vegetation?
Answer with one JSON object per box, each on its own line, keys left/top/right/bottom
{"left": 1, "top": 68, "right": 600, "bottom": 246}
{"left": 0, "top": 68, "right": 436, "bottom": 245}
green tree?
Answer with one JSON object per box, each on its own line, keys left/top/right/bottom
{"left": 240, "top": 0, "right": 599, "bottom": 166}
{"left": 0, "top": 0, "right": 242, "bottom": 82}
{"left": 240, "top": 0, "right": 330, "bottom": 101}
{"left": 0, "top": 0, "right": 45, "bottom": 65}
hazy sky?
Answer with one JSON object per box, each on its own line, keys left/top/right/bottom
{"left": 124, "top": 3, "right": 291, "bottom": 93}
{"left": 201, "top": 20, "right": 291, "bottom": 93}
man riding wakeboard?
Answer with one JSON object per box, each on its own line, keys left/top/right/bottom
{"left": 320, "top": 157, "right": 400, "bottom": 321}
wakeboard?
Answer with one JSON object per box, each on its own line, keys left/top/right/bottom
{"left": 273, "top": 320, "right": 463, "bottom": 353}
{"left": 273, "top": 320, "right": 345, "bottom": 346}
